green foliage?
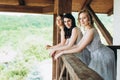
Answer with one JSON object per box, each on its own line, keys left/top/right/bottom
{"left": 0, "top": 65, "right": 4, "bottom": 71}
{"left": 0, "top": 14, "right": 53, "bottom": 31}
{"left": 0, "top": 13, "right": 53, "bottom": 80}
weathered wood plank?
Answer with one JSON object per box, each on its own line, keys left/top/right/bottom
{"left": 61, "top": 54, "right": 103, "bottom": 80}
{"left": 18, "top": 0, "right": 25, "bottom": 5}
{"left": 53, "top": 0, "right": 72, "bottom": 79}
{"left": 54, "top": 0, "right": 72, "bottom": 14}
{"left": 0, "top": 4, "right": 40, "bottom": 13}
{"left": 0, "top": 4, "right": 53, "bottom": 14}
{"left": 25, "top": 0, "right": 54, "bottom": 6}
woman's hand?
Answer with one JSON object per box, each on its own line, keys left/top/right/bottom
{"left": 54, "top": 51, "right": 64, "bottom": 60}
{"left": 46, "top": 45, "right": 52, "bottom": 50}
{"left": 49, "top": 49, "right": 56, "bottom": 58}
{"left": 49, "top": 49, "right": 64, "bottom": 60}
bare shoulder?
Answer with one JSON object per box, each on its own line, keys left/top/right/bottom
{"left": 73, "top": 27, "right": 77, "bottom": 30}
{"left": 86, "top": 28, "right": 95, "bottom": 36}
{"left": 72, "top": 27, "right": 78, "bottom": 32}
{"left": 73, "top": 27, "right": 81, "bottom": 32}
{"left": 61, "top": 29, "right": 65, "bottom": 35}
{"left": 90, "top": 27, "right": 95, "bottom": 32}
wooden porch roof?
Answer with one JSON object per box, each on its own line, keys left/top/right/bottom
{"left": 0, "top": 0, "right": 113, "bottom": 15}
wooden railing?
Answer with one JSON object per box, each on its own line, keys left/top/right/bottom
{"left": 52, "top": 46, "right": 120, "bottom": 80}
{"left": 57, "top": 55, "right": 103, "bottom": 80}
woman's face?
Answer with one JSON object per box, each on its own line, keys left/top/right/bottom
{"left": 64, "top": 18, "right": 72, "bottom": 29}
{"left": 56, "top": 16, "right": 63, "bottom": 27}
{"left": 79, "top": 12, "right": 89, "bottom": 26}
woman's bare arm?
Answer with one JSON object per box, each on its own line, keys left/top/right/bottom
{"left": 54, "top": 28, "right": 94, "bottom": 59}
{"left": 51, "top": 27, "right": 80, "bottom": 51}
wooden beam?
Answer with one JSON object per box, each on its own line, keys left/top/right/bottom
{"left": 24, "top": 0, "right": 54, "bottom": 7}
{"left": 81, "top": 0, "right": 92, "bottom": 10}
{"left": 86, "top": 5, "right": 113, "bottom": 45}
{"left": 52, "top": 14, "right": 57, "bottom": 80}
{"left": 53, "top": 0, "right": 72, "bottom": 44}
{"left": 107, "top": 8, "right": 113, "bottom": 16}
{"left": 0, "top": 4, "right": 53, "bottom": 14}
{"left": 61, "top": 55, "right": 103, "bottom": 80}
{"left": 54, "top": 0, "right": 72, "bottom": 14}
{"left": 18, "top": 0, "right": 26, "bottom": 5}
{"left": 25, "top": 0, "right": 54, "bottom": 5}
{"left": 0, "top": 4, "right": 42, "bottom": 13}
{"left": 52, "top": 0, "right": 72, "bottom": 80}
{"left": 59, "top": 64, "right": 66, "bottom": 80}
{"left": 42, "top": 5, "right": 54, "bottom": 14}
{"left": 53, "top": 0, "right": 72, "bottom": 45}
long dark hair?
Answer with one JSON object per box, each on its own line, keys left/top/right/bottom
{"left": 63, "top": 13, "right": 76, "bottom": 39}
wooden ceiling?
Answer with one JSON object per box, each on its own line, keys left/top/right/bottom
{"left": 0, "top": 0, "right": 113, "bottom": 15}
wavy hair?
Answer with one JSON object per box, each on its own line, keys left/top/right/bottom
{"left": 63, "top": 13, "right": 76, "bottom": 39}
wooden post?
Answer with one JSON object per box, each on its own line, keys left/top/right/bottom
{"left": 53, "top": 0, "right": 72, "bottom": 80}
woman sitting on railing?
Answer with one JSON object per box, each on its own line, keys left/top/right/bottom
{"left": 52, "top": 9, "right": 116, "bottom": 80}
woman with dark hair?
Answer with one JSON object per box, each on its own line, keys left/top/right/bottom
{"left": 54, "top": 10, "right": 116, "bottom": 80}
{"left": 49, "top": 13, "right": 90, "bottom": 65}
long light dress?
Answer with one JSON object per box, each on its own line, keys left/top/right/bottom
{"left": 86, "top": 28, "right": 116, "bottom": 80}
{"left": 66, "top": 27, "right": 91, "bottom": 65}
